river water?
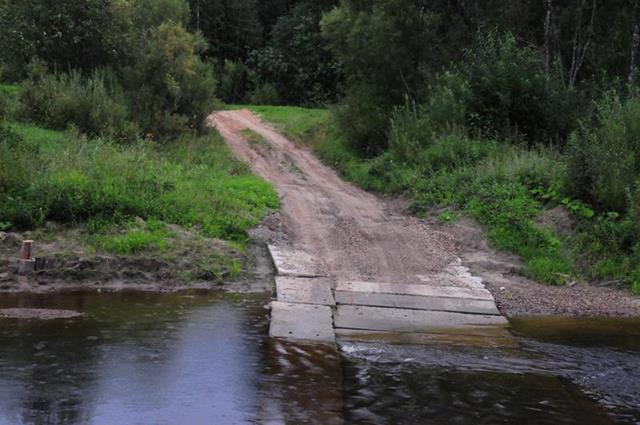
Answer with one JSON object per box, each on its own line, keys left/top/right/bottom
{"left": 0, "top": 291, "right": 638, "bottom": 425}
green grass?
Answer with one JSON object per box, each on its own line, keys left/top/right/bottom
{"left": 93, "top": 218, "right": 171, "bottom": 255}
{"left": 6, "top": 122, "right": 67, "bottom": 152}
{"left": 0, "top": 122, "right": 279, "bottom": 245}
{"left": 240, "top": 128, "right": 270, "bottom": 148}
{"left": 250, "top": 104, "right": 640, "bottom": 288}
{"left": 233, "top": 105, "right": 330, "bottom": 145}
{"left": 0, "top": 84, "right": 18, "bottom": 96}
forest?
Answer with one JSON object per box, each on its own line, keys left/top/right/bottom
{"left": 1, "top": 0, "right": 640, "bottom": 291}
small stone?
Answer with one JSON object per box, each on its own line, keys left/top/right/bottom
{"left": 0, "top": 272, "right": 10, "bottom": 281}
{"left": 499, "top": 286, "right": 506, "bottom": 291}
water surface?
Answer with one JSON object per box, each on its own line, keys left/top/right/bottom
{"left": 0, "top": 292, "right": 638, "bottom": 424}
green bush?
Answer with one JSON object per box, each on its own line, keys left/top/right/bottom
{"left": 566, "top": 92, "right": 640, "bottom": 212}
{"left": 18, "top": 69, "right": 138, "bottom": 141}
{"left": 249, "top": 82, "right": 280, "bottom": 105}
{"left": 125, "top": 22, "right": 217, "bottom": 138}
{"left": 436, "top": 32, "right": 575, "bottom": 146}
{"left": 0, "top": 127, "right": 278, "bottom": 242}
{"left": 0, "top": 83, "right": 19, "bottom": 120}
{"left": 333, "top": 84, "right": 391, "bottom": 156}
{"left": 217, "top": 60, "right": 254, "bottom": 104}
{"left": 388, "top": 103, "right": 433, "bottom": 163}
{"left": 424, "top": 71, "right": 470, "bottom": 132}
{"left": 388, "top": 102, "right": 502, "bottom": 170}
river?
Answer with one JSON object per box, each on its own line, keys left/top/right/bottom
{"left": 0, "top": 291, "right": 638, "bottom": 424}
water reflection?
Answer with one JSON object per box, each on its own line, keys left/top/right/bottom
{"left": 0, "top": 292, "right": 639, "bottom": 425}
{"left": 0, "top": 292, "right": 274, "bottom": 425}
{"left": 258, "top": 340, "right": 343, "bottom": 425}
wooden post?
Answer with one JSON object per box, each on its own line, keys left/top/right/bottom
{"left": 18, "top": 240, "right": 35, "bottom": 274}
{"left": 20, "top": 240, "right": 33, "bottom": 260}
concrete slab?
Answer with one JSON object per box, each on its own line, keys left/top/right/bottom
{"left": 334, "top": 305, "right": 508, "bottom": 335}
{"left": 336, "top": 328, "right": 519, "bottom": 348}
{"left": 269, "top": 301, "right": 335, "bottom": 343}
{"left": 337, "top": 281, "right": 494, "bottom": 301}
{"left": 267, "top": 245, "right": 327, "bottom": 277}
{"left": 334, "top": 291, "right": 500, "bottom": 315}
{"left": 276, "top": 276, "right": 335, "bottom": 306}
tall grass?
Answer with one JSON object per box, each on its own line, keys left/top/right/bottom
{"left": 0, "top": 124, "right": 278, "bottom": 242}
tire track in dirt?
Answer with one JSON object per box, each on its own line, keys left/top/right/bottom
{"left": 209, "top": 109, "right": 458, "bottom": 285}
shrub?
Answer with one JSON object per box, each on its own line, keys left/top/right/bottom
{"left": 388, "top": 102, "right": 503, "bottom": 170}
{"left": 249, "top": 82, "right": 280, "bottom": 105}
{"left": 425, "top": 71, "right": 470, "bottom": 132}
{"left": 125, "top": 22, "right": 217, "bottom": 138}
{"left": 630, "top": 182, "right": 640, "bottom": 234}
{"left": 437, "top": 32, "right": 575, "bottom": 146}
{"left": 566, "top": 92, "right": 640, "bottom": 212}
{"left": 217, "top": 60, "right": 254, "bottom": 104}
{"left": 388, "top": 102, "right": 434, "bottom": 163}
{"left": 0, "top": 83, "right": 19, "bottom": 120}
{"left": 333, "top": 84, "right": 391, "bottom": 156}
{"left": 18, "top": 69, "right": 138, "bottom": 141}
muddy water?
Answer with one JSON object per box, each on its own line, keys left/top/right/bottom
{"left": 0, "top": 292, "right": 638, "bottom": 425}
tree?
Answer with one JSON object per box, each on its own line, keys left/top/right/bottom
{"left": 186, "top": 0, "right": 263, "bottom": 61}
{"left": 250, "top": 0, "right": 339, "bottom": 105}
{"left": 0, "top": 0, "right": 129, "bottom": 77}
{"left": 322, "top": 0, "right": 470, "bottom": 154}
{"left": 630, "top": 0, "right": 640, "bottom": 84}
{"left": 125, "top": 21, "right": 216, "bottom": 137}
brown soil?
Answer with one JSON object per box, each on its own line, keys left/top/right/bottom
{"left": 0, "top": 224, "right": 273, "bottom": 294}
{"left": 211, "top": 110, "right": 640, "bottom": 317}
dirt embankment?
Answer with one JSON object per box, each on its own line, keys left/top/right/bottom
{"left": 211, "top": 109, "right": 640, "bottom": 317}
{"left": 0, "top": 224, "right": 274, "bottom": 294}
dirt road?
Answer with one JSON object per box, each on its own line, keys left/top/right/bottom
{"left": 211, "top": 110, "right": 458, "bottom": 285}
{"left": 211, "top": 110, "right": 640, "bottom": 318}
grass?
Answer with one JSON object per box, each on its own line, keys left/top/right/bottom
{"left": 0, "top": 83, "right": 18, "bottom": 95}
{"left": 250, "top": 104, "right": 640, "bottom": 289}
{"left": 240, "top": 128, "right": 270, "bottom": 148}
{"left": 90, "top": 218, "right": 171, "bottom": 255}
{"left": 0, "top": 121, "right": 279, "bottom": 245}
{"left": 233, "top": 105, "right": 330, "bottom": 145}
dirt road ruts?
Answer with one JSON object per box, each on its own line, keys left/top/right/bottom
{"left": 210, "top": 110, "right": 458, "bottom": 285}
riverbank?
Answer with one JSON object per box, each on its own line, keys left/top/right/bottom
{"left": 0, "top": 226, "right": 275, "bottom": 294}
{"left": 0, "top": 120, "right": 279, "bottom": 294}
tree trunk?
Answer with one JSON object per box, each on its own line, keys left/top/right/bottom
{"left": 630, "top": 1, "right": 640, "bottom": 84}
{"left": 568, "top": 0, "right": 597, "bottom": 88}
{"left": 544, "top": 0, "right": 553, "bottom": 75}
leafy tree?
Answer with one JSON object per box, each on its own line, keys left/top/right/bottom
{"left": 124, "top": 21, "right": 216, "bottom": 137}
{"left": 250, "top": 0, "right": 338, "bottom": 105}
{"left": 321, "top": 0, "right": 469, "bottom": 154}
{"left": 186, "top": 0, "right": 263, "bottom": 61}
{"left": 0, "top": 0, "right": 129, "bottom": 77}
